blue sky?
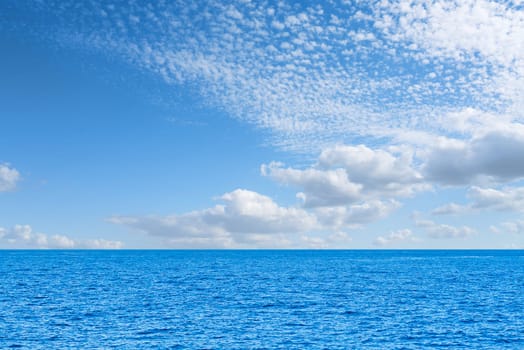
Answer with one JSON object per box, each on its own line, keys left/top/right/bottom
{"left": 1, "top": 0, "right": 524, "bottom": 248}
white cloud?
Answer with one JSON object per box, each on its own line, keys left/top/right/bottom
{"left": 108, "top": 188, "right": 400, "bottom": 248}
{"left": 415, "top": 218, "right": 476, "bottom": 239}
{"left": 0, "top": 224, "right": 123, "bottom": 249}
{"left": 0, "top": 163, "right": 20, "bottom": 192}
{"left": 217, "top": 189, "right": 318, "bottom": 234}
{"left": 469, "top": 186, "right": 524, "bottom": 211}
{"left": 376, "top": 0, "right": 524, "bottom": 113}
{"left": 314, "top": 200, "right": 401, "bottom": 230}
{"left": 318, "top": 144, "right": 427, "bottom": 196}
{"left": 379, "top": 0, "right": 524, "bottom": 69}
{"left": 423, "top": 126, "right": 524, "bottom": 185}
{"left": 490, "top": 220, "right": 524, "bottom": 235}
{"left": 262, "top": 144, "right": 427, "bottom": 207}
{"left": 373, "top": 229, "right": 417, "bottom": 246}
{"left": 432, "top": 185, "right": 524, "bottom": 215}
{"left": 48, "top": 234, "right": 76, "bottom": 248}
{"left": 108, "top": 142, "right": 430, "bottom": 248}
{"left": 108, "top": 189, "right": 319, "bottom": 248}
{"left": 262, "top": 162, "right": 362, "bottom": 207}
{"left": 432, "top": 202, "right": 467, "bottom": 216}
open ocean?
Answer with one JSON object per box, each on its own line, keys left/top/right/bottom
{"left": 1, "top": 250, "right": 523, "bottom": 349}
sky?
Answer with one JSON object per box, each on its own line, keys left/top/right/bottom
{"left": 1, "top": 0, "right": 524, "bottom": 249}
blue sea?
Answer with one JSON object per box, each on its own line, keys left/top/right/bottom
{"left": 1, "top": 250, "right": 523, "bottom": 349}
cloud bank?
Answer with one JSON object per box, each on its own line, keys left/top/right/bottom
{"left": 109, "top": 144, "right": 429, "bottom": 247}
{"left": 108, "top": 136, "right": 524, "bottom": 246}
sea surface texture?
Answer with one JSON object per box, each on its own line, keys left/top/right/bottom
{"left": 1, "top": 250, "right": 523, "bottom": 349}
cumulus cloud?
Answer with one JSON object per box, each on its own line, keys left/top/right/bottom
{"left": 261, "top": 162, "right": 362, "bottom": 207}
{"left": 262, "top": 144, "right": 427, "bottom": 207}
{"left": 424, "top": 127, "right": 524, "bottom": 185}
{"left": 318, "top": 145, "right": 428, "bottom": 196}
{"left": 0, "top": 225, "right": 123, "bottom": 249}
{"left": 108, "top": 189, "right": 319, "bottom": 248}
{"left": 0, "top": 163, "right": 20, "bottom": 192}
{"left": 109, "top": 141, "right": 466, "bottom": 248}
{"left": 108, "top": 188, "right": 400, "bottom": 248}
{"left": 373, "top": 229, "right": 417, "bottom": 247}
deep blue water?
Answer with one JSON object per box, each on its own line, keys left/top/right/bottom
{"left": 1, "top": 250, "right": 523, "bottom": 349}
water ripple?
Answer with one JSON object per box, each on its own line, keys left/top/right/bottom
{"left": 0, "top": 250, "right": 523, "bottom": 349}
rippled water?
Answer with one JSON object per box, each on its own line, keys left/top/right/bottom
{"left": 1, "top": 250, "right": 523, "bottom": 349}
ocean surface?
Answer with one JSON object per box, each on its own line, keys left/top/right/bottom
{"left": 1, "top": 250, "right": 523, "bottom": 349}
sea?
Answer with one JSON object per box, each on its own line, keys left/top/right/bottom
{"left": 1, "top": 250, "right": 523, "bottom": 349}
